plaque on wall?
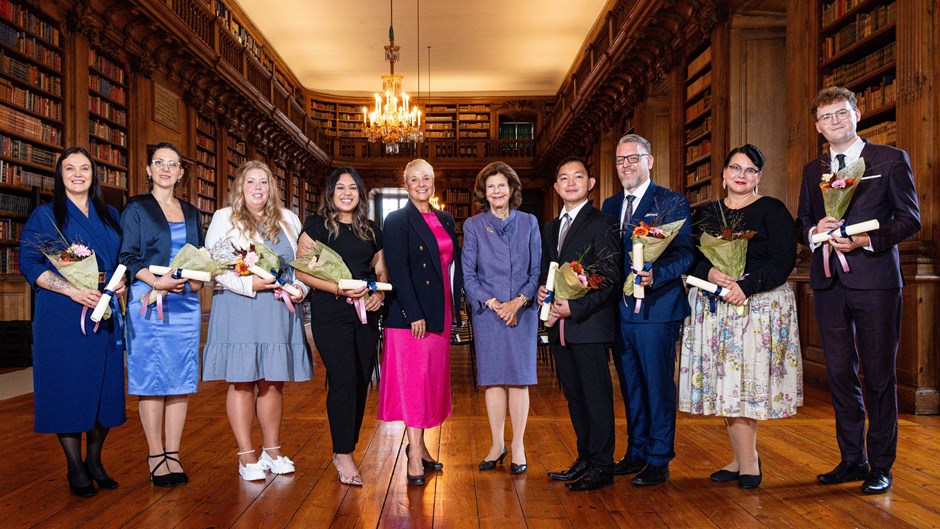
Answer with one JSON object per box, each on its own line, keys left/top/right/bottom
{"left": 153, "top": 82, "right": 181, "bottom": 131}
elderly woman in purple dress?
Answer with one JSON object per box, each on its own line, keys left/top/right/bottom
{"left": 462, "top": 161, "right": 541, "bottom": 474}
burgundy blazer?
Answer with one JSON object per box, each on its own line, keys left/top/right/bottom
{"left": 796, "top": 140, "right": 921, "bottom": 290}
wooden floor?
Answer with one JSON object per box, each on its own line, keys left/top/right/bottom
{"left": 2, "top": 343, "right": 939, "bottom": 529}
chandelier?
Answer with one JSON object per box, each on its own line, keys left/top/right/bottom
{"left": 362, "top": 0, "right": 423, "bottom": 154}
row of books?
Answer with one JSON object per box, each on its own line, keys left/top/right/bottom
{"left": 195, "top": 150, "right": 216, "bottom": 166}
{"left": 225, "top": 135, "right": 245, "bottom": 153}
{"left": 856, "top": 76, "right": 896, "bottom": 114}
{"left": 686, "top": 185, "right": 713, "bottom": 207}
{"left": 685, "top": 139, "right": 711, "bottom": 163}
{"left": 444, "top": 205, "right": 471, "bottom": 218}
{"left": 89, "top": 74, "right": 126, "bottom": 105}
{"left": 88, "top": 50, "right": 125, "bottom": 84}
{"left": 89, "top": 95, "right": 127, "bottom": 126}
{"left": 194, "top": 195, "right": 215, "bottom": 212}
{"left": 462, "top": 131, "right": 489, "bottom": 139}
{"left": 0, "top": 190, "right": 28, "bottom": 213}
{"left": 426, "top": 106, "right": 456, "bottom": 113}
{"left": 196, "top": 114, "right": 215, "bottom": 135}
{"left": 1, "top": 50, "right": 61, "bottom": 96}
{"left": 425, "top": 131, "right": 456, "bottom": 139}
{"left": 88, "top": 119, "right": 127, "bottom": 147}
{"left": 0, "top": 102, "right": 61, "bottom": 145}
{"left": 0, "top": 217, "right": 23, "bottom": 240}
{"left": 686, "top": 70, "right": 711, "bottom": 100}
{"left": 0, "top": 0, "right": 59, "bottom": 46}
{"left": 0, "top": 133, "right": 55, "bottom": 168}
{"left": 196, "top": 178, "right": 216, "bottom": 196}
{"left": 0, "top": 158, "right": 52, "bottom": 189}
{"left": 821, "top": 2, "right": 896, "bottom": 61}
{"left": 95, "top": 165, "right": 127, "bottom": 189}
{"left": 685, "top": 91, "right": 711, "bottom": 122}
{"left": 212, "top": 1, "right": 262, "bottom": 61}
{"left": 458, "top": 114, "right": 489, "bottom": 121}
{"left": 196, "top": 134, "right": 216, "bottom": 151}
{"left": 227, "top": 150, "right": 246, "bottom": 168}
{"left": 685, "top": 164, "right": 711, "bottom": 186}
{"left": 459, "top": 122, "right": 489, "bottom": 130}
{"left": 822, "top": 42, "right": 895, "bottom": 88}
{"left": 0, "top": 246, "right": 19, "bottom": 274}
{"left": 443, "top": 188, "right": 470, "bottom": 203}
{"left": 0, "top": 77, "right": 61, "bottom": 120}
{"left": 89, "top": 140, "right": 127, "bottom": 168}
{"left": 858, "top": 120, "right": 896, "bottom": 145}
{"left": 822, "top": 0, "right": 877, "bottom": 27}
{"left": 686, "top": 116, "right": 712, "bottom": 141}
{"left": 459, "top": 105, "right": 490, "bottom": 113}
{"left": 687, "top": 47, "right": 712, "bottom": 77}
{"left": 0, "top": 22, "right": 61, "bottom": 71}
{"left": 338, "top": 113, "right": 360, "bottom": 121}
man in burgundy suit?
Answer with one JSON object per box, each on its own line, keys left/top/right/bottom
{"left": 797, "top": 87, "right": 920, "bottom": 494}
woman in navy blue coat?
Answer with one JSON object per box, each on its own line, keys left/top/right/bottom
{"left": 19, "top": 147, "right": 127, "bottom": 497}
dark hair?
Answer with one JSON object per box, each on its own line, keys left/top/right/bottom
{"left": 723, "top": 144, "right": 765, "bottom": 171}
{"left": 554, "top": 156, "right": 589, "bottom": 179}
{"left": 52, "top": 147, "right": 122, "bottom": 235}
{"left": 473, "top": 161, "right": 523, "bottom": 212}
{"left": 148, "top": 142, "right": 184, "bottom": 165}
{"left": 318, "top": 167, "right": 374, "bottom": 241}
{"left": 811, "top": 87, "right": 857, "bottom": 118}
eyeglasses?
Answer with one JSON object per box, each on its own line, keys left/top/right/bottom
{"left": 727, "top": 164, "right": 760, "bottom": 177}
{"left": 151, "top": 159, "right": 182, "bottom": 170}
{"left": 615, "top": 153, "right": 650, "bottom": 166}
{"left": 816, "top": 109, "right": 852, "bottom": 125}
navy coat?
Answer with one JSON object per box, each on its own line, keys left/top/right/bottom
{"left": 118, "top": 193, "right": 203, "bottom": 279}
{"left": 383, "top": 200, "right": 463, "bottom": 333}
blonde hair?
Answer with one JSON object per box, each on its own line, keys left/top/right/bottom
{"left": 404, "top": 158, "right": 435, "bottom": 181}
{"left": 229, "top": 160, "right": 283, "bottom": 243}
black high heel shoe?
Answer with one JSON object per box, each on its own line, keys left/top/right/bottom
{"left": 510, "top": 452, "right": 528, "bottom": 475}
{"left": 165, "top": 451, "right": 189, "bottom": 485}
{"left": 67, "top": 470, "right": 97, "bottom": 497}
{"left": 406, "top": 444, "right": 443, "bottom": 471}
{"left": 84, "top": 461, "right": 118, "bottom": 489}
{"left": 479, "top": 448, "right": 507, "bottom": 471}
{"left": 148, "top": 454, "right": 175, "bottom": 487}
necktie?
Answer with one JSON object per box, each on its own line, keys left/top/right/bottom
{"left": 835, "top": 153, "right": 846, "bottom": 171}
{"left": 622, "top": 195, "right": 636, "bottom": 231}
{"left": 557, "top": 213, "right": 571, "bottom": 254}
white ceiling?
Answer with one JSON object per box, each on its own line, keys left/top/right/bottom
{"left": 236, "top": 0, "right": 612, "bottom": 97}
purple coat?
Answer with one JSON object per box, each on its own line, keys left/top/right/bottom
{"left": 461, "top": 210, "right": 541, "bottom": 385}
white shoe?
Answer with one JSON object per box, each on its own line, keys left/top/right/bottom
{"left": 260, "top": 447, "right": 295, "bottom": 474}
{"left": 238, "top": 460, "right": 267, "bottom": 481}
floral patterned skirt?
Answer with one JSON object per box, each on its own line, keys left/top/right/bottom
{"left": 678, "top": 283, "right": 803, "bottom": 420}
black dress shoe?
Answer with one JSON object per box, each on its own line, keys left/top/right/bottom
{"left": 631, "top": 464, "right": 670, "bottom": 486}
{"left": 69, "top": 481, "right": 97, "bottom": 497}
{"left": 165, "top": 451, "right": 189, "bottom": 485}
{"left": 710, "top": 469, "right": 739, "bottom": 482}
{"left": 148, "top": 454, "right": 175, "bottom": 487}
{"left": 817, "top": 461, "right": 870, "bottom": 484}
{"left": 406, "top": 444, "right": 443, "bottom": 471}
{"left": 510, "top": 453, "right": 528, "bottom": 475}
{"left": 547, "top": 458, "right": 589, "bottom": 481}
{"left": 861, "top": 467, "right": 892, "bottom": 494}
{"left": 406, "top": 472, "right": 426, "bottom": 486}
{"left": 84, "top": 462, "right": 118, "bottom": 489}
{"left": 566, "top": 467, "right": 613, "bottom": 491}
{"left": 479, "top": 448, "right": 507, "bottom": 471}
{"left": 612, "top": 456, "right": 646, "bottom": 476}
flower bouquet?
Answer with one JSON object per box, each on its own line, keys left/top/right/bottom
{"left": 539, "top": 252, "right": 607, "bottom": 345}
{"left": 43, "top": 241, "right": 113, "bottom": 334}
{"left": 291, "top": 239, "right": 392, "bottom": 324}
{"left": 141, "top": 243, "right": 229, "bottom": 319}
{"left": 210, "top": 238, "right": 301, "bottom": 307}
{"left": 816, "top": 157, "right": 873, "bottom": 276}
{"left": 687, "top": 204, "right": 754, "bottom": 315}
{"left": 623, "top": 219, "right": 686, "bottom": 313}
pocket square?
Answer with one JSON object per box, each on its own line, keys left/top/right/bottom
{"left": 644, "top": 213, "right": 658, "bottom": 217}
{"left": 861, "top": 174, "right": 882, "bottom": 180}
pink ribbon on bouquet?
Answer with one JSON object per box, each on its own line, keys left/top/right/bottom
{"left": 274, "top": 288, "right": 295, "bottom": 313}
{"left": 140, "top": 289, "right": 166, "bottom": 320}
{"left": 347, "top": 297, "right": 368, "bottom": 324}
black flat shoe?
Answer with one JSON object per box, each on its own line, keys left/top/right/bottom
{"left": 84, "top": 461, "right": 118, "bottom": 489}
{"left": 148, "top": 454, "right": 175, "bottom": 487}
{"left": 710, "top": 469, "right": 740, "bottom": 482}
{"left": 479, "top": 448, "right": 507, "bottom": 471}
{"left": 738, "top": 459, "right": 762, "bottom": 489}
{"left": 406, "top": 472, "right": 426, "bottom": 486}
{"left": 165, "top": 451, "right": 189, "bottom": 485}
{"left": 406, "top": 444, "right": 443, "bottom": 471}
{"left": 69, "top": 482, "right": 97, "bottom": 497}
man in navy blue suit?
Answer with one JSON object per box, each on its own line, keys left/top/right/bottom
{"left": 601, "top": 134, "right": 694, "bottom": 486}
{"left": 797, "top": 87, "right": 920, "bottom": 494}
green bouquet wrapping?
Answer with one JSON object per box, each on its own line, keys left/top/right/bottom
{"left": 699, "top": 232, "right": 748, "bottom": 282}
{"left": 144, "top": 243, "right": 228, "bottom": 304}
{"left": 290, "top": 239, "right": 353, "bottom": 283}
{"left": 45, "top": 243, "right": 110, "bottom": 320}
{"left": 820, "top": 157, "right": 865, "bottom": 219}
{"left": 623, "top": 218, "right": 686, "bottom": 296}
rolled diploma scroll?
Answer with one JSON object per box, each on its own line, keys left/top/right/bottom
{"left": 811, "top": 219, "right": 880, "bottom": 244}
{"left": 149, "top": 265, "right": 211, "bottom": 283}
{"left": 91, "top": 264, "right": 126, "bottom": 322}
{"left": 248, "top": 265, "right": 301, "bottom": 297}
{"left": 539, "top": 261, "right": 559, "bottom": 321}
{"left": 685, "top": 275, "right": 732, "bottom": 298}
{"left": 632, "top": 241, "right": 645, "bottom": 300}
{"left": 338, "top": 279, "right": 393, "bottom": 291}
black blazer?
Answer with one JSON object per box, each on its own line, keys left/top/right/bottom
{"left": 539, "top": 202, "right": 622, "bottom": 344}
{"left": 383, "top": 200, "right": 463, "bottom": 333}
{"left": 118, "top": 193, "right": 204, "bottom": 279}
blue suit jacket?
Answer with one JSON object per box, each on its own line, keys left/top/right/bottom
{"left": 383, "top": 200, "right": 463, "bottom": 333}
{"left": 118, "top": 193, "right": 204, "bottom": 279}
{"left": 601, "top": 182, "right": 694, "bottom": 323}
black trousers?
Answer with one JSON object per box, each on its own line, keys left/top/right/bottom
{"left": 312, "top": 317, "right": 379, "bottom": 454}
{"left": 551, "top": 341, "right": 615, "bottom": 471}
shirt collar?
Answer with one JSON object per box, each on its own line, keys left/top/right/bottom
{"left": 830, "top": 136, "right": 865, "bottom": 166}
{"left": 624, "top": 177, "right": 652, "bottom": 206}
{"left": 559, "top": 199, "right": 589, "bottom": 221}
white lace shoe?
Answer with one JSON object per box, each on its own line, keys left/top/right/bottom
{"left": 260, "top": 446, "right": 296, "bottom": 474}
{"left": 237, "top": 450, "right": 267, "bottom": 481}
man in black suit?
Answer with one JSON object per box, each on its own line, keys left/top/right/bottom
{"left": 538, "top": 157, "right": 622, "bottom": 491}
{"left": 797, "top": 87, "right": 921, "bottom": 494}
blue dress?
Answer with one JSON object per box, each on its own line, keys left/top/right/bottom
{"left": 461, "top": 210, "right": 541, "bottom": 386}
{"left": 126, "top": 222, "right": 201, "bottom": 395}
{"left": 19, "top": 201, "right": 126, "bottom": 433}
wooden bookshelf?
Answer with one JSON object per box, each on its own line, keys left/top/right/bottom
{"left": 682, "top": 44, "right": 714, "bottom": 208}
{"left": 302, "top": 178, "right": 318, "bottom": 218}
{"left": 337, "top": 103, "right": 364, "bottom": 138}
{"left": 272, "top": 161, "right": 287, "bottom": 208}
{"left": 194, "top": 113, "right": 218, "bottom": 228}
{"left": 819, "top": 0, "right": 896, "bottom": 144}
{"left": 425, "top": 105, "right": 456, "bottom": 139}
{"left": 457, "top": 104, "right": 491, "bottom": 139}
{"left": 211, "top": 0, "right": 262, "bottom": 62}
{"left": 0, "top": 1, "right": 61, "bottom": 275}
{"left": 442, "top": 187, "right": 471, "bottom": 239}
{"left": 308, "top": 99, "right": 336, "bottom": 136}
{"left": 88, "top": 49, "right": 128, "bottom": 205}
{"left": 224, "top": 128, "right": 246, "bottom": 204}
